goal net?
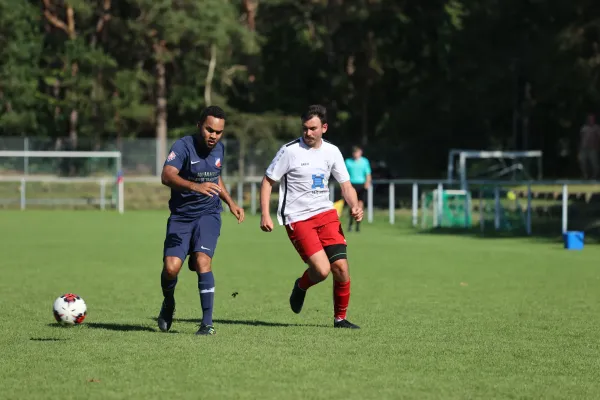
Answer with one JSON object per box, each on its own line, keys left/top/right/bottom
{"left": 420, "top": 184, "right": 532, "bottom": 234}
{"left": 447, "top": 149, "right": 543, "bottom": 189}
{"left": 0, "top": 151, "right": 124, "bottom": 212}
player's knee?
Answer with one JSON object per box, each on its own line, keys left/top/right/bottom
{"left": 163, "top": 257, "right": 183, "bottom": 279}
{"left": 330, "top": 259, "right": 349, "bottom": 280}
{"left": 193, "top": 252, "right": 212, "bottom": 273}
{"left": 306, "top": 250, "right": 331, "bottom": 281}
{"left": 312, "top": 265, "right": 330, "bottom": 281}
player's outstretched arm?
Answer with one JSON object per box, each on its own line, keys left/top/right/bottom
{"left": 218, "top": 176, "right": 244, "bottom": 223}
{"left": 260, "top": 176, "right": 275, "bottom": 232}
{"left": 161, "top": 165, "right": 221, "bottom": 196}
{"left": 340, "top": 181, "right": 363, "bottom": 222}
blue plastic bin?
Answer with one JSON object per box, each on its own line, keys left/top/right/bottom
{"left": 563, "top": 231, "right": 584, "bottom": 250}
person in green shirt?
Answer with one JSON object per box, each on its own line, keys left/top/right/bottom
{"left": 344, "top": 146, "right": 371, "bottom": 232}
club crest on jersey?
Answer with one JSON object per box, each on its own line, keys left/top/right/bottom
{"left": 167, "top": 151, "right": 176, "bottom": 161}
{"left": 311, "top": 174, "right": 325, "bottom": 189}
{"left": 215, "top": 158, "right": 221, "bottom": 168}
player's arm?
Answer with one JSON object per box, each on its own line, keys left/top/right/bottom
{"left": 365, "top": 159, "right": 372, "bottom": 188}
{"left": 260, "top": 146, "right": 290, "bottom": 232}
{"left": 340, "top": 180, "right": 360, "bottom": 209}
{"left": 260, "top": 175, "right": 275, "bottom": 216}
{"left": 217, "top": 176, "right": 235, "bottom": 208}
{"left": 161, "top": 144, "right": 220, "bottom": 196}
{"left": 333, "top": 149, "right": 363, "bottom": 221}
{"left": 218, "top": 176, "right": 244, "bottom": 223}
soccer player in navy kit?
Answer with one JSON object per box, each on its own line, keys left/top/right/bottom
{"left": 158, "top": 106, "right": 244, "bottom": 335}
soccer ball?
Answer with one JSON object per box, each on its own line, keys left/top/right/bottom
{"left": 53, "top": 293, "right": 87, "bottom": 326}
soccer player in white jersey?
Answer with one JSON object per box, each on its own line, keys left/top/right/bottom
{"left": 259, "top": 105, "right": 363, "bottom": 329}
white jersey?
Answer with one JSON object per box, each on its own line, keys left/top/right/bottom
{"left": 265, "top": 137, "right": 350, "bottom": 225}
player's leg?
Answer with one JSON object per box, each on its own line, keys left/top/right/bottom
{"left": 159, "top": 216, "right": 192, "bottom": 332}
{"left": 189, "top": 213, "right": 221, "bottom": 335}
{"left": 286, "top": 219, "right": 330, "bottom": 314}
{"left": 329, "top": 257, "right": 358, "bottom": 329}
{"left": 319, "top": 210, "right": 360, "bottom": 329}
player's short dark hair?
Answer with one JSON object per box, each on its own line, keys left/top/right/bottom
{"left": 199, "top": 106, "right": 226, "bottom": 125}
{"left": 352, "top": 145, "right": 362, "bottom": 152}
{"left": 301, "top": 104, "right": 327, "bottom": 125}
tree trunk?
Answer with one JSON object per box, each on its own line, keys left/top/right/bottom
{"left": 361, "top": 83, "right": 369, "bottom": 147}
{"left": 69, "top": 108, "right": 78, "bottom": 149}
{"left": 90, "top": 0, "right": 111, "bottom": 145}
{"left": 242, "top": 0, "right": 259, "bottom": 31}
{"left": 156, "top": 57, "right": 167, "bottom": 175}
{"left": 238, "top": 138, "right": 246, "bottom": 180}
{"left": 43, "top": 1, "right": 79, "bottom": 146}
{"left": 69, "top": 62, "right": 79, "bottom": 149}
{"left": 204, "top": 43, "right": 217, "bottom": 107}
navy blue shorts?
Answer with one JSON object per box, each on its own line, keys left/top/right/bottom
{"left": 163, "top": 213, "right": 221, "bottom": 262}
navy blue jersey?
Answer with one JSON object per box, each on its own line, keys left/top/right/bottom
{"left": 164, "top": 135, "right": 224, "bottom": 217}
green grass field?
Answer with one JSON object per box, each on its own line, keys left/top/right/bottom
{"left": 1, "top": 211, "right": 600, "bottom": 399}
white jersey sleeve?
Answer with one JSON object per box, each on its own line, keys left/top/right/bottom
{"left": 331, "top": 147, "right": 350, "bottom": 183}
{"left": 265, "top": 145, "right": 292, "bottom": 181}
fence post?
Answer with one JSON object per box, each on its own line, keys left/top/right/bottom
{"left": 479, "top": 188, "right": 484, "bottom": 232}
{"left": 329, "top": 183, "right": 335, "bottom": 202}
{"left": 526, "top": 184, "right": 532, "bottom": 235}
{"left": 494, "top": 186, "right": 500, "bottom": 230}
{"left": 20, "top": 178, "right": 26, "bottom": 210}
{"left": 389, "top": 182, "right": 395, "bottom": 224}
{"left": 100, "top": 180, "right": 106, "bottom": 211}
{"left": 367, "top": 184, "right": 373, "bottom": 223}
{"left": 118, "top": 177, "right": 124, "bottom": 214}
{"left": 250, "top": 182, "right": 257, "bottom": 215}
{"left": 562, "top": 184, "right": 568, "bottom": 233}
{"left": 237, "top": 181, "right": 243, "bottom": 208}
{"left": 412, "top": 183, "right": 418, "bottom": 227}
{"left": 24, "top": 137, "right": 29, "bottom": 175}
{"left": 436, "top": 183, "right": 443, "bottom": 227}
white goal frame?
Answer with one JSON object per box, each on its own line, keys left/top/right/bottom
{"left": 447, "top": 149, "right": 543, "bottom": 190}
{"left": 0, "top": 151, "right": 124, "bottom": 213}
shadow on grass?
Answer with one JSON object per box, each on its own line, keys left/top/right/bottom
{"left": 30, "top": 337, "right": 68, "bottom": 341}
{"left": 165, "top": 318, "right": 328, "bottom": 328}
{"left": 85, "top": 322, "right": 156, "bottom": 332}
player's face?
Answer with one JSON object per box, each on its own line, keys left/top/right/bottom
{"left": 198, "top": 116, "right": 225, "bottom": 149}
{"left": 353, "top": 149, "right": 362, "bottom": 159}
{"left": 302, "top": 116, "right": 327, "bottom": 147}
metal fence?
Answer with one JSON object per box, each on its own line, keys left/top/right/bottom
{"left": 2, "top": 174, "right": 599, "bottom": 237}
{"left": 0, "top": 136, "right": 285, "bottom": 178}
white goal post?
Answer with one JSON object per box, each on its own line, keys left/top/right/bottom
{"left": 0, "top": 150, "right": 124, "bottom": 213}
{"left": 447, "top": 149, "right": 543, "bottom": 190}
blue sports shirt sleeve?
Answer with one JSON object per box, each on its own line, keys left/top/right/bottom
{"left": 164, "top": 140, "right": 188, "bottom": 171}
{"left": 364, "top": 157, "right": 372, "bottom": 175}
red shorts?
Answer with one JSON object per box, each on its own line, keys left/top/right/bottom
{"left": 285, "top": 209, "right": 346, "bottom": 263}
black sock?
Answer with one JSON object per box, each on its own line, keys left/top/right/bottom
{"left": 161, "top": 269, "right": 177, "bottom": 304}
{"left": 356, "top": 221, "right": 361, "bottom": 232}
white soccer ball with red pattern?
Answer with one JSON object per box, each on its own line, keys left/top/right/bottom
{"left": 53, "top": 293, "right": 87, "bottom": 325}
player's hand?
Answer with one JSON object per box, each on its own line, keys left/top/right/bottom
{"left": 260, "top": 214, "right": 274, "bottom": 232}
{"left": 194, "top": 182, "right": 221, "bottom": 197}
{"left": 230, "top": 204, "right": 245, "bottom": 223}
{"left": 351, "top": 206, "right": 363, "bottom": 222}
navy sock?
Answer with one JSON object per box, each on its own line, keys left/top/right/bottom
{"left": 198, "top": 271, "right": 215, "bottom": 326}
{"left": 161, "top": 269, "right": 177, "bottom": 304}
